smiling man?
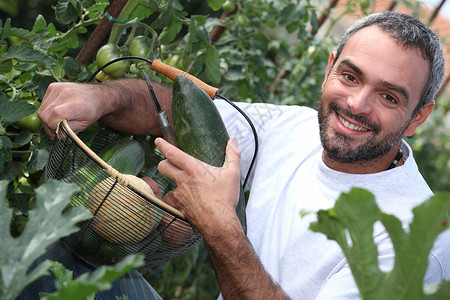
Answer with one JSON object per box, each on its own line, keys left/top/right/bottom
{"left": 318, "top": 25, "right": 434, "bottom": 173}
{"left": 25, "top": 10, "right": 449, "bottom": 300}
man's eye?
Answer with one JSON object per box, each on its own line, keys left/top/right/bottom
{"left": 344, "top": 74, "right": 357, "bottom": 82}
{"left": 383, "top": 94, "right": 397, "bottom": 103}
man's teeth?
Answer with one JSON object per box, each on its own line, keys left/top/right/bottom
{"left": 338, "top": 115, "right": 368, "bottom": 132}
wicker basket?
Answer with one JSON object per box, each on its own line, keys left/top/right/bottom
{"left": 45, "top": 120, "right": 202, "bottom": 268}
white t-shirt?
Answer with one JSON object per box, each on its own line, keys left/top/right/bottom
{"left": 215, "top": 100, "right": 450, "bottom": 299}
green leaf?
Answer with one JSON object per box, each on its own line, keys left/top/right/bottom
{"left": 0, "top": 18, "right": 11, "bottom": 40}
{"left": 32, "top": 14, "right": 47, "bottom": 33}
{"left": 151, "top": 0, "right": 175, "bottom": 30}
{"left": 0, "top": 179, "right": 92, "bottom": 300}
{"left": 159, "top": 21, "right": 182, "bottom": 44}
{"left": 0, "top": 60, "right": 13, "bottom": 73}
{"left": 47, "top": 32, "right": 79, "bottom": 53}
{"left": 32, "top": 75, "right": 55, "bottom": 99}
{"left": 204, "top": 45, "right": 221, "bottom": 83}
{"left": 8, "top": 27, "right": 40, "bottom": 41}
{"left": 2, "top": 45, "right": 55, "bottom": 67}
{"left": 0, "top": 136, "right": 13, "bottom": 151}
{"left": 63, "top": 56, "right": 81, "bottom": 79}
{"left": 13, "top": 130, "right": 33, "bottom": 147}
{"left": 0, "top": 98, "right": 36, "bottom": 122}
{"left": 42, "top": 254, "right": 145, "bottom": 300}
{"left": 55, "top": 0, "right": 82, "bottom": 25}
{"left": 310, "top": 188, "right": 450, "bottom": 299}
{"left": 208, "top": 0, "right": 226, "bottom": 11}
{"left": 27, "top": 148, "right": 50, "bottom": 172}
{"left": 129, "top": 3, "right": 157, "bottom": 21}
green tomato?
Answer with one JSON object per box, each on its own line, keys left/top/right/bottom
{"left": 96, "top": 43, "right": 130, "bottom": 78}
{"left": 166, "top": 54, "right": 184, "bottom": 70}
{"left": 129, "top": 35, "right": 152, "bottom": 59}
{"left": 236, "top": 15, "right": 246, "bottom": 27}
{"left": 17, "top": 112, "right": 42, "bottom": 133}
{"left": 222, "top": 0, "right": 235, "bottom": 12}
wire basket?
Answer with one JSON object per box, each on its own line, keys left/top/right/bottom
{"left": 45, "top": 119, "right": 202, "bottom": 268}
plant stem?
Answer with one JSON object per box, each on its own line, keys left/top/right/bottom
{"left": 75, "top": 0, "right": 128, "bottom": 65}
{"left": 108, "top": 0, "right": 143, "bottom": 45}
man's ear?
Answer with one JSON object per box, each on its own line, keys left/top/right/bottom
{"left": 403, "top": 101, "right": 435, "bottom": 137}
{"left": 323, "top": 51, "right": 336, "bottom": 88}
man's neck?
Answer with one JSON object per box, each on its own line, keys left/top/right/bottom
{"left": 322, "top": 143, "right": 403, "bottom": 174}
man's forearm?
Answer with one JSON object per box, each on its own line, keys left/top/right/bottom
{"left": 202, "top": 216, "right": 290, "bottom": 300}
{"left": 99, "top": 78, "right": 173, "bottom": 136}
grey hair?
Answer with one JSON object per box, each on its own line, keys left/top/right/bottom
{"left": 331, "top": 11, "right": 446, "bottom": 116}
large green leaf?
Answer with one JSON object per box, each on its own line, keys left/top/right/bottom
{"left": 0, "top": 179, "right": 92, "bottom": 300}
{"left": 0, "top": 97, "right": 36, "bottom": 122}
{"left": 310, "top": 188, "right": 450, "bottom": 300}
{"left": 2, "top": 45, "right": 55, "bottom": 67}
{"left": 41, "top": 255, "right": 145, "bottom": 300}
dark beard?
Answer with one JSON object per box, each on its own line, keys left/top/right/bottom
{"left": 318, "top": 97, "right": 407, "bottom": 163}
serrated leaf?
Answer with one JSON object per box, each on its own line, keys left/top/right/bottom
{"left": 0, "top": 179, "right": 92, "bottom": 300}
{"left": 2, "top": 45, "right": 55, "bottom": 67}
{"left": 310, "top": 188, "right": 450, "bottom": 300}
{"left": 0, "top": 18, "right": 11, "bottom": 40}
{"left": 204, "top": 45, "right": 220, "bottom": 83}
{"left": 55, "top": 0, "right": 82, "bottom": 25}
{"left": 32, "top": 14, "right": 47, "bottom": 33}
{"left": 8, "top": 27, "right": 40, "bottom": 41}
{"left": 159, "top": 21, "right": 182, "bottom": 44}
{"left": 42, "top": 254, "right": 145, "bottom": 300}
{"left": 0, "top": 98, "right": 36, "bottom": 122}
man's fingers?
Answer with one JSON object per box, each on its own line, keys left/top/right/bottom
{"left": 155, "top": 137, "right": 197, "bottom": 170}
{"left": 224, "top": 137, "right": 241, "bottom": 170}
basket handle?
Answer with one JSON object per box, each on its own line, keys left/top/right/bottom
{"left": 57, "top": 119, "right": 187, "bottom": 220}
{"left": 150, "top": 59, "right": 219, "bottom": 99}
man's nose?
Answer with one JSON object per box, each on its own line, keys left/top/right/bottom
{"left": 346, "top": 88, "right": 373, "bottom": 115}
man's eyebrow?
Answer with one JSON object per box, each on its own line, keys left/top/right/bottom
{"left": 378, "top": 80, "right": 409, "bottom": 102}
{"left": 337, "top": 59, "right": 364, "bottom": 77}
{"left": 337, "top": 58, "right": 409, "bottom": 102}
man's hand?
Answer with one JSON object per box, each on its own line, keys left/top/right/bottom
{"left": 38, "top": 82, "right": 106, "bottom": 139}
{"left": 155, "top": 137, "right": 241, "bottom": 233}
{"left": 155, "top": 137, "right": 289, "bottom": 299}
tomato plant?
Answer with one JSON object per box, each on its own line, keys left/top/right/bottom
{"left": 129, "top": 35, "right": 152, "bottom": 59}
{"left": 96, "top": 43, "right": 130, "bottom": 78}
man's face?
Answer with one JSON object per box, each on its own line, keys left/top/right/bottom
{"left": 318, "top": 26, "right": 430, "bottom": 167}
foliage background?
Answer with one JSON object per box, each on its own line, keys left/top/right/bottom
{"left": 0, "top": 0, "right": 449, "bottom": 299}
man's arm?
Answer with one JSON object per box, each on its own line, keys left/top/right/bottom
{"left": 38, "top": 78, "right": 171, "bottom": 138}
{"left": 156, "top": 137, "right": 289, "bottom": 299}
